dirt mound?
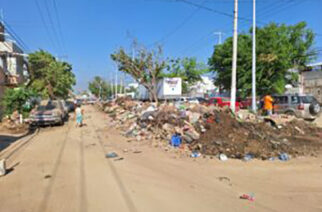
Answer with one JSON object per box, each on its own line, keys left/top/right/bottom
{"left": 191, "top": 111, "right": 322, "bottom": 159}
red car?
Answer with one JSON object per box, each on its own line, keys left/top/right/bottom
{"left": 237, "top": 97, "right": 252, "bottom": 109}
{"left": 208, "top": 97, "right": 240, "bottom": 110}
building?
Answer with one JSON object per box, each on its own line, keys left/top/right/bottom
{"left": 300, "top": 62, "right": 322, "bottom": 103}
{"left": 189, "top": 76, "right": 217, "bottom": 97}
{"left": 0, "top": 22, "right": 28, "bottom": 98}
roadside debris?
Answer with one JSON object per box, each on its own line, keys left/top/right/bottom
{"left": 99, "top": 98, "right": 322, "bottom": 160}
{"left": 278, "top": 153, "right": 290, "bottom": 161}
{"left": 44, "top": 174, "right": 52, "bottom": 179}
{"left": 105, "top": 152, "right": 118, "bottom": 158}
{"left": 240, "top": 193, "right": 255, "bottom": 202}
{"left": 0, "top": 159, "right": 6, "bottom": 176}
{"left": 219, "top": 153, "right": 228, "bottom": 161}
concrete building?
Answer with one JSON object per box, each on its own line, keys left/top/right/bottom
{"left": 0, "top": 22, "right": 28, "bottom": 97}
{"left": 189, "top": 76, "right": 217, "bottom": 97}
{"left": 301, "top": 62, "right": 322, "bottom": 103}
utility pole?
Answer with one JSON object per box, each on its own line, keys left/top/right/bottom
{"left": 115, "top": 69, "right": 118, "bottom": 98}
{"left": 251, "top": 0, "right": 257, "bottom": 112}
{"left": 214, "top": 31, "right": 224, "bottom": 45}
{"left": 230, "top": 0, "right": 238, "bottom": 113}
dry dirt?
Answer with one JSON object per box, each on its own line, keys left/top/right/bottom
{"left": 0, "top": 105, "right": 322, "bottom": 212}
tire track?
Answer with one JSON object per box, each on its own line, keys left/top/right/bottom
{"left": 79, "top": 127, "right": 88, "bottom": 212}
{"left": 88, "top": 111, "right": 138, "bottom": 212}
{"left": 37, "top": 123, "right": 71, "bottom": 212}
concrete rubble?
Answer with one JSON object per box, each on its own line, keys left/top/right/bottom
{"left": 99, "top": 98, "right": 322, "bottom": 160}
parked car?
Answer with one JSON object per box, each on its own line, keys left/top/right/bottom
{"left": 208, "top": 97, "right": 240, "bottom": 110}
{"left": 59, "top": 100, "right": 69, "bottom": 119}
{"left": 30, "top": 100, "right": 65, "bottom": 126}
{"left": 272, "top": 94, "right": 320, "bottom": 120}
{"left": 66, "top": 100, "right": 76, "bottom": 112}
{"left": 237, "top": 97, "right": 252, "bottom": 109}
{"left": 187, "top": 97, "right": 199, "bottom": 104}
{"left": 87, "top": 98, "right": 97, "bottom": 105}
{"left": 196, "top": 97, "right": 207, "bottom": 104}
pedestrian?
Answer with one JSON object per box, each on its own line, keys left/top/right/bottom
{"left": 75, "top": 104, "right": 83, "bottom": 127}
{"left": 263, "top": 94, "right": 274, "bottom": 116}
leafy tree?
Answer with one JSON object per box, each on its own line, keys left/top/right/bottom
{"left": 209, "top": 22, "right": 316, "bottom": 97}
{"left": 28, "top": 50, "right": 76, "bottom": 99}
{"left": 1, "top": 87, "right": 38, "bottom": 117}
{"left": 111, "top": 45, "right": 167, "bottom": 103}
{"left": 88, "top": 76, "right": 112, "bottom": 99}
{"left": 161, "top": 57, "right": 209, "bottom": 94}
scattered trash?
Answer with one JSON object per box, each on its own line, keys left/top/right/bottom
{"left": 170, "top": 134, "right": 182, "bottom": 147}
{"left": 243, "top": 154, "right": 254, "bottom": 161}
{"left": 44, "top": 174, "right": 52, "bottom": 179}
{"left": 105, "top": 152, "right": 118, "bottom": 158}
{"left": 218, "top": 176, "right": 230, "bottom": 182}
{"left": 114, "top": 157, "right": 124, "bottom": 161}
{"left": 0, "top": 159, "right": 6, "bottom": 176}
{"left": 219, "top": 153, "right": 228, "bottom": 161}
{"left": 190, "top": 152, "right": 201, "bottom": 158}
{"left": 240, "top": 193, "right": 255, "bottom": 201}
{"left": 268, "top": 157, "right": 275, "bottom": 161}
{"left": 278, "top": 153, "right": 290, "bottom": 161}
{"left": 101, "top": 97, "right": 322, "bottom": 160}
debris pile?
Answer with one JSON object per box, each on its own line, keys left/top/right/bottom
{"left": 191, "top": 111, "right": 322, "bottom": 159}
{"left": 0, "top": 117, "right": 29, "bottom": 134}
{"left": 100, "top": 98, "right": 322, "bottom": 160}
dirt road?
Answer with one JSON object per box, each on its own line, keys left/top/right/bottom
{"left": 1, "top": 105, "right": 322, "bottom": 212}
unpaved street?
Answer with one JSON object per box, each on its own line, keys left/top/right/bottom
{"left": 1, "top": 105, "right": 322, "bottom": 212}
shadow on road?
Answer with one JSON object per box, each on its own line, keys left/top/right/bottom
{"left": 0, "top": 128, "right": 37, "bottom": 152}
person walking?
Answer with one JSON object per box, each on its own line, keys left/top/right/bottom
{"left": 75, "top": 104, "right": 83, "bottom": 127}
{"left": 263, "top": 94, "right": 274, "bottom": 116}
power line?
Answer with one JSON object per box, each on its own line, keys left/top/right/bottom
{"left": 174, "top": 0, "right": 259, "bottom": 24}
{"left": 2, "top": 20, "right": 30, "bottom": 52}
{"left": 151, "top": 3, "right": 202, "bottom": 46}
{"left": 52, "top": 0, "right": 67, "bottom": 55}
{"left": 34, "top": 0, "right": 58, "bottom": 52}
{"left": 43, "top": 0, "right": 63, "bottom": 54}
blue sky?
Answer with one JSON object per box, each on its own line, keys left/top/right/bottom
{"left": 1, "top": 0, "right": 321, "bottom": 90}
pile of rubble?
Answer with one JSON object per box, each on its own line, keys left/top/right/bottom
{"left": 100, "top": 98, "right": 322, "bottom": 160}
{"left": 0, "top": 117, "right": 29, "bottom": 134}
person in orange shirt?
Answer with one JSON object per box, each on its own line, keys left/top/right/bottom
{"left": 263, "top": 94, "right": 274, "bottom": 116}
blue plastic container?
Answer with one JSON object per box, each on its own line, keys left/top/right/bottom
{"left": 171, "top": 135, "right": 182, "bottom": 147}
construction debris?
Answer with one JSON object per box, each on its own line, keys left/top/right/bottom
{"left": 99, "top": 98, "right": 322, "bottom": 160}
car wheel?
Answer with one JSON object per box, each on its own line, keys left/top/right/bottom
{"left": 309, "top": 103, "right": 320, "bottom": 115}
{"left": 59, "top": 117, "right": 64, "bottom": 126}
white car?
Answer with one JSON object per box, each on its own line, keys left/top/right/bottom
{"left": 187, "top": 97, "right": 199, "bottom": 104}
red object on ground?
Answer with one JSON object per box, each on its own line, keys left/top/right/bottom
{"left": 240, "top": 194, "right": 255, "bottom": 201}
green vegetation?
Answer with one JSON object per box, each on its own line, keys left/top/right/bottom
{"left": 28, "top": 50, "right": 76, "bottom": 99}
{"left": 209, "top": 22, "right": 316, "bottom": 97}
{"left": 161, "top": 57, "right": 209, "bottom": 94}
{"left": 88, "top": 76, "right": 112, "bottom": 99}
{"left": 1, "top": 87, "right": 38, "bottom": 117}
{"left": 111, "top": 45, "right": 167, "bottom": 103}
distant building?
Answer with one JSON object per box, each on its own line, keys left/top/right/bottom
{"left": 0, "top": 22, "right": 28, "bottom": 98}
{"left": 189, "top": 76, "right": 217, "bottom": 97}
{"left": 300, "top": 62, "right": 322, "bottom": 103}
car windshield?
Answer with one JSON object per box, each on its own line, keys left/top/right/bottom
{"left": 300, "top": 96, "right": 317, "bottom": 103}
{"left": 37, "top": 102, "right": 58, "bottom": 111}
